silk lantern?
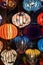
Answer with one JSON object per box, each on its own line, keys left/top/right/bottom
{"left": 37, "top": 12, "right": 43, "bottom": 26}
{"left": 14, "top": 36, "right": 30, "bottom": 54}
{"left": 25, "top": 49, "right": 40, "bottom": 65}
{"left": 23, "top": 0, "right": 42, "bottom": 12}
{"left": 12, "top": 12, "right": 31, "bottom": 28}
{"left": 37, "top": 39, "right": 43, "bottom": 52}
{"left": 0, "top": 24, "right": 18, "bottom": 40}
{"left": 0, "top": 0, "right": 16, "bottom": 10}
{"left": 1, "top": 49, "right": 17, "bottom": 65}
{"left": 23, "top": 25, "right": 41, "bottom": 39}
{"left": 0, "top": 41, "right": 3, "bottom": 52}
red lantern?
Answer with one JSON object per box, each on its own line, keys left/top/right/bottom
{"left": 0, "top": 24, "right": 18, "bottom": 40}
{"left": 40, "top": 60, "right": 43, "bottom": 65}
{"left": 37, "top": 13, "right": 43, "bottom": 26}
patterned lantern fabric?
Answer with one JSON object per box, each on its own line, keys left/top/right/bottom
{"left": 25, "top": 49, "right": 40, "bottom": 56}
{"left": 12, "top": 12, "right": 31, "bottom": 28}
{"left": 23, "top": 25, "right": 41, "bottom": 39}
{"left": 0, "top": 0, "right": 16, "bottom": 9}
{"left": 37, "top": 12, "right": 43, "bottom": 26}
{"left": 15, "top": 36, "right": 30, "bottom": 50}
{"left": 37, "top": 39, "right": 43, "bottom": 52}
{"left": 0, "top": 24, "right": 18, "bottom": 40}
{"left": 23, "top": 0, "right": 42, "bottom": 12}
{"left": 0, "top": 41, "right": 3, "bottom": 52}
{"left": 1, "top": 49, "right": 17, "bottom": 65}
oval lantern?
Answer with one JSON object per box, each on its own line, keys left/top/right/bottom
{"left": 25, "top": 49, "right": 40, "bottom": 64}
{"left": 37, "top": 12, "right": 43, "bottom": 26}
{"left": 0, "top": 0, "right": 17, "bottom": 10}
{"left": 12, "top": 12, "right": 31, "bottom": 28}
{"left": 0, "top": 24, "right": 18, "bottom": 40}
{"left": 14, "top": 36, "right": 30, "bottom": 54}
{"left": 23, "top": 0, "right": 42, "bottom": 12}
{"left": 1, "top": 49, "right": 17, "bottom": 65}
{"left": 23, "top": 25, "right": 41, "bottom": 39}
{"left": 37, "top": 39, "right": 43, "bottom": 52}
{"left": 0, "top": 41, "right": 3, "bottom": 52}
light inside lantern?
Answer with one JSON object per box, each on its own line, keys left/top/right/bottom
{"left": 12, "top": 12, "right": 31, "bottom": 28}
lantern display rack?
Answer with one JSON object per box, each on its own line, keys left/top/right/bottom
{"left": 0, "top": 0, "right": 43, "bottom": 65}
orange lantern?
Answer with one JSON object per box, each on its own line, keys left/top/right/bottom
{"left": 0, "top": 24, "right": 18, "bottom": 40}
{"left": 37, "top": 13, "right": 43, "bottom": 26}
{"left": 0, "top": 41, "right": 3, "bottom": 52}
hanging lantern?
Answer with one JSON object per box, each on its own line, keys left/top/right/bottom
{"left": 0, "top": 15, "right": 2, "bottom": 24}
{"left": 25, "top": 49, "right": 40, "bottom": 65}
{"left": 40, "top": 27, "right": 43, "bottom": 36}
{"left": 37, "top": 12, "right": 43, "bottom": 26}
{"left": 14, "top": 36, "right": 30, "bottom": 54}
{"left": 0, "top": 41, "right": 3, "bottom": 52}
{"left": 0, "top": 24, "right": 18, "bottom": 40}
{"left": 0, "top": 0, "right": 17, "bottom": 10}
{"left": 1, "top": 49, "right": 17, "bottom": 65}
{"left": 12, "top": 12, "right": 31, "bottom": 28}
{"left": 23, "top": 0, "right": 42, "bottom": 12}
{"left": 37, "top": 39, "right": 43, "bottom": 52}
{"left": 23, "top": 25, "right": 41, "bottom": 39}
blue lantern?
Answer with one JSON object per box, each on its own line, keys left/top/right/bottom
{"left": 14, "top": 36, "right": 30, "bottom": 50}
{"left": 38, "top": 39, "right": 43, "bottom": 52}
{"left": 23, "top": 0, "right": 42, "bottom": 12}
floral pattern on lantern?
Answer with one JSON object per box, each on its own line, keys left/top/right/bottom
{"left": 12, "top": 12, "right": 31, "bottom": 28}
{"left": 23, "top": 0, "right": 42, "bottom": 12}
{"left": 0, "top": 24, "right": 18, "bottom": 40}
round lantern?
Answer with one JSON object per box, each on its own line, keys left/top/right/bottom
{"left": 1, "top": 49, "right": 17, "bottom": 65}
{"left": 25, "top": 49, "right": 40, "bottom": 65}
{"left": 37, "top": 12, "right": 43, "bottom": 26}
{"left": 0, "top": 15, "right": 2, "bottom": 24}
{"left": 23, "top": 0, "right": 42, "bottom": 12}
{"left": 0, "top": 41, "right": 3, "bottom": 52}
{"left": 23, "top": 25, "right": 41, "bottom": 39}
{"left": 12, "top": 12, "right": 31, "bottom": 28}
{"left": 0, "top": 0, "right": 16, "bottom": 10}
{"left": 0, "top": 24, "right": 18, "bottom": 40}
{"left": 37, "top": 39, "right": 43, "bottom": 52}
{"left": 14, "top": 36, "right": 30, "bottom": 54}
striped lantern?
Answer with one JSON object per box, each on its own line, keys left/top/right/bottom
{"left": 12, "top": 12, "right": 31, "bottom": 28}
{"left": 0, "top": 24, "right": 18, "bottom": 40}
{"left": 0, "top": 41, "right": 3, "bottom": 52}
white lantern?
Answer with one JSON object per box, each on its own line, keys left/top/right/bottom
{"left": 1, "top": 49, "right": 17, "bottom": 65}
{"left": 12, "top": 12, "right": 31, "bottom": 28}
